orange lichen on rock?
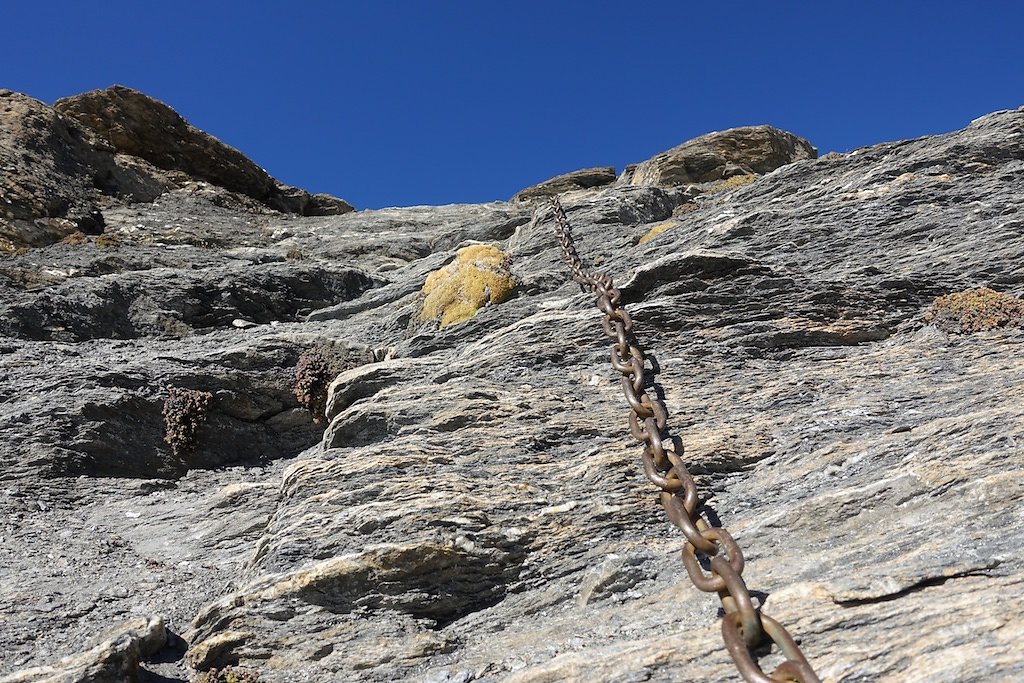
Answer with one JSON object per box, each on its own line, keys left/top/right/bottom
{"left": 924, "top": 287, "right": 1024, "bottom": 333}
{"left": 418, "top": 244, "right": 516, "bottom": 328}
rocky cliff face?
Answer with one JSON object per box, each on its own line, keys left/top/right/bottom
{"left": 1, "top": 88, "right": 1022, "bottom": 683}
{"left": 1, "top": 86, "right": 352, "bottom": 252}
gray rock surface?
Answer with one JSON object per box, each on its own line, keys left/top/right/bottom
{"left": 5, "top": 617, "right": 166, "bottom": 683}
{"left": 2, "top": 90, "right": 1023, "bottom": 683}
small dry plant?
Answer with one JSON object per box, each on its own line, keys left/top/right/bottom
{"left": 163, "top": 387, "right": 213, "bottom": 455}
{"left": 924, "top": 287, "right": 1024, "bottom": 333}
{"left": 194, "top": 667, "right": 260, "bottom": 683}
{"left": 704, "top": 174, "right": 757, "bottom": 194}
{"left": 294, "top": 344, "right": 352, "bottom": 424}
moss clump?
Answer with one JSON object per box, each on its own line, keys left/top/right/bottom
{"left": 704, "top": 173, "right": 757, "bottom": 194}
{"left": 418, "top": 244, "right": 516, "bottom": 328}
{"left": 62, "top": 231, "right": 90, "bottom": 245}
{"left": 194, "top": 668, "right": 260, "bottom": 683}
{"left": 672, "top": 202, "right": 698, "bottom": 217}
{"left": 924, "top": 287, "right": 1024, "bottom": 333}
{"left": 638, "top": 221, "right": 676, "bottom": 245}
{"left": 58, "top": 232, "right": 122, "bottom": 248}
{"left": 94, "top": 233, "right": 122, "bottom": 248}
{"left": 163, "top": 387, "right": 213, "bottom": 456}
{"left": 294, "top": 344, "right": 353, "bottom": 424}
{"left": 0, "top": 236, "right": 29, "bottom": 255}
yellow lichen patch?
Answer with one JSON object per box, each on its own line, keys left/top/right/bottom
{"left": 61, "top": 231, "right": 89, "bottom": 245}
{"left": 924, "top": 287, "right": 1024, "bottom": 333}
{"left": 94, "top": 233, "right": 122, "bottom": 248}
{"left": 638, "top": 221, "right": 676, "bottom": 245}
{"left": 418, "top": 244, "right": 516, "bottom": 328}
{"left": 0, "top": 236, "right": 29, "bottom": 255}
{"left": 704, "top": 173, "right": 758, "bottom": 195}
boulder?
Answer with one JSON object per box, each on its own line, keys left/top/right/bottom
{"left": 0, "top": 617, "right": 166, "bottom": 683}
{"left": 512, "top": 166, "right": 617, "bottom": 201}
{"left": 626, "top": 124, "right": 817, "bottom": 186}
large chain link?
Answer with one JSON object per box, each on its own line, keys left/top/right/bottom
{"left": 550, "top": 196, "right": 820, "bottom": 683}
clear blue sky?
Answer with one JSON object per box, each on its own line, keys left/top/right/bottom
{"left": 5, "top": 1, "right": 1023, "bottom": 209}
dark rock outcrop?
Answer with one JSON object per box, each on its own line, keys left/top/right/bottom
{"left": 0, "top": 262, "right": 376, "bottom": 342}
{"left": 1, "top": 90, "right": 1023, "bottom": 683}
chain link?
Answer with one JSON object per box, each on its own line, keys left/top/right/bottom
{"left": 550, "top": 195, "right": 819, "bottom": 683}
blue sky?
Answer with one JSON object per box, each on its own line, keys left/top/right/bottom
{"left": 5, "top": 1, "right": 1023, "bottom": 209}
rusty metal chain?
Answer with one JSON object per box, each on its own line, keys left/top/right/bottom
{"left": 550, "top": 195, "right": 820, "bottom": 683}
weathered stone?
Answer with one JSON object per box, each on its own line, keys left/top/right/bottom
{"left": 0, "top": 89, "right": 170, "bottom": 249}
{"left": 0, "top": 617, "right": 165, "bottom": 683}
{"left": 626, "top": 124, "right": 817, "bottom": 186}
{"left": 53, "top": 86, "right": 267, "bottom": 205}
{"left": 185, "top": 631, "right": 252, "bottom": 671}
{"left": 1, "top": 86, "right": 353, "bottom": 252}
{"left": 55, "top": 86, "right": 355, "bottom": 216}
{"left": 0, "top": 261, "right": 377, "bottom": 342}
{"left": 617, "top": 163, "right": 639, "bottom": 184}
{"left": 0, "top": 91, "right": 93, "bottom": 220}
{"left": 2, "top": 91, "right": 1024, "bottom": 683}
{"left": 512, "top": 166, "right": 617, "bottom": 202}
{"left": 261, "top": 183, "right": 355, "bottom": 216}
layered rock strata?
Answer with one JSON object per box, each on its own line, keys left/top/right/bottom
{"left": 1, "top": 90, "right": 1022, "bottom": 683}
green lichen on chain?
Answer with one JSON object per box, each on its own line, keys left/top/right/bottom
{"left": 162, "top": 387, "right": 213, "bottom": 456}
{"left": 417, "top": 244, "right": 516, "bottom": 328}
{"left": 924, "top": 287, "right": 1024, "bottom": 333}
{"left": 294, "top": 343, "right": 353, "bottom": 424}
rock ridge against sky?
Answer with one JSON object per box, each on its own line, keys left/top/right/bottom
{"left": 1, "top": 87, "right": 1023, "bottom": 682}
